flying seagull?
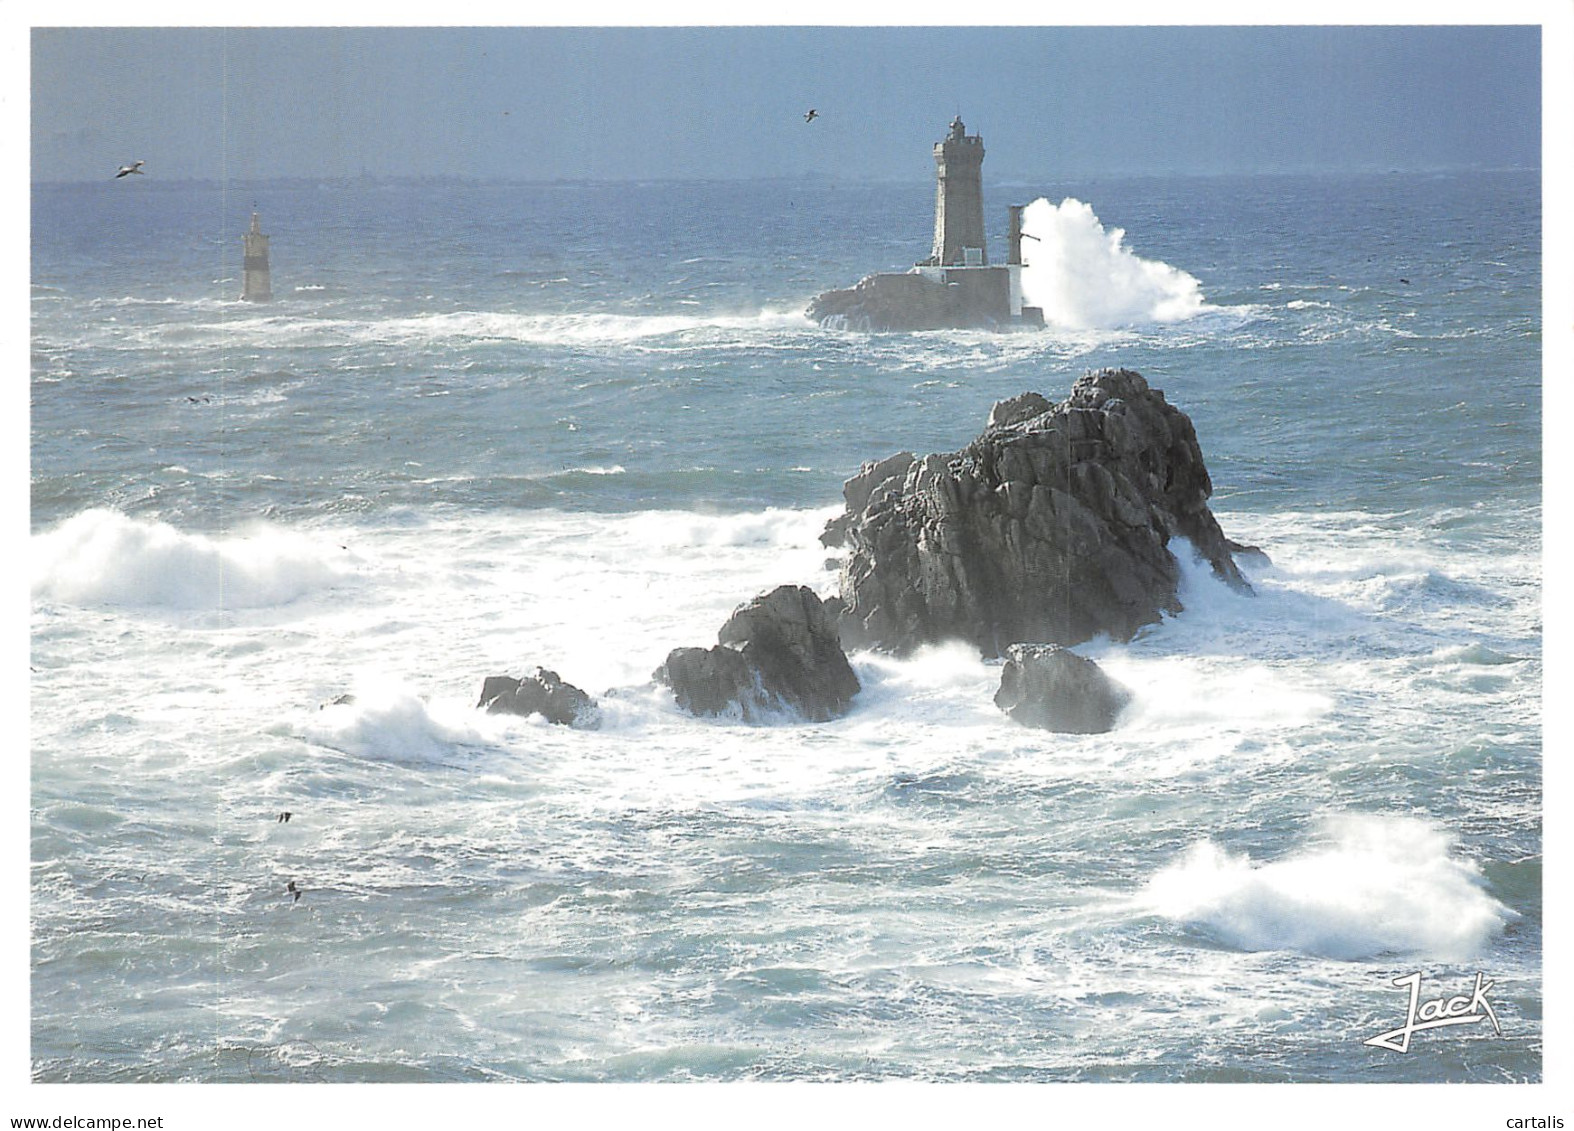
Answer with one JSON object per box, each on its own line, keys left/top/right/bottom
{"left": 114, "top": 161, "right": 145, "bottom": 179}
{"left": 804, "top": 109, "right": 818, "bottom": 123}
{"left": 277, "top": 811, "right": 292, "bottom": 823}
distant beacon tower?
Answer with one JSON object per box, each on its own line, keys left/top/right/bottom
{"left": 1008, "top": 205, "right": 1027, "bottom": 265}
{"left": 241, "top": 212, "right": 272, "bottom": 302}
{"left": 929, "top": 116, "right": 988, "bottom": 267}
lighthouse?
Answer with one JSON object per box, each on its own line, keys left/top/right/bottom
{"left": 241, "top": 212, "right": 272, "bottom": 302}
{"left": 805, "top": 114, "right": 1042, "bottom": 330}
{"left": 928, "top": 116, "right": 988, "bottom": 268}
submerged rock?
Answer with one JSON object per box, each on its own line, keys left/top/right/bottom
{"left": 833, "top": 368, "right": 1250, "bottom": 656}
{"left": 993, "top": 644, "right": 1132, "bottom": 734}
{"left": 478, "top": 668, "right": 599, "bottom": 727}
{"left": 655, "top": 585, "right": 860, "bottom": 722}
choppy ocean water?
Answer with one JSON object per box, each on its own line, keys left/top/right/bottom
{"left": 29, "top": 172, "right": 1540, "bottom": 1084}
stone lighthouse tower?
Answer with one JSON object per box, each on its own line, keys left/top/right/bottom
{"left": 804, "top": 113, "right": 1042, "bottom": 330}
{"left": 241, "top": 212, "right": 272, "bottom": 302}
{"left": 929, "top": 116, "right": 988, "bottom": 267}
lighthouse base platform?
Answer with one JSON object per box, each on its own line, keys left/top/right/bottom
{"left": 806, "top": 266, "right": 1042, "bottom": 332}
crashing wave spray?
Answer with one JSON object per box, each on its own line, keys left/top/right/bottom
{"left": 1139, "top": 813, "right": 1515, "bottom": 960}
{"left": 1019, "top": 197, "right": 1207, "bottom": 330}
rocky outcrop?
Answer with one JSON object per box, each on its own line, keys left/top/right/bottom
{"left": 807, "top": 271, "right": 1008, "bottom": 331}
{"left": 1226, "top": 538, "right": 1272, "bottom": 569}
{"left": 993, "top": 644, "right": 1132, "bottom": 733}
{"left": 832, "top": 368, "right": 1250, "bottom": 657}
{"left": 656, "top": 646, "right": 760, "bottom": 719}
{"left": 821, "top": 451, "right": 915, "bottom": 548}
{"left": 655, "top": 585, "right": 861, "bottom": 722}
{"left": 478, "top": 668, "right": 599, "bottom": 727}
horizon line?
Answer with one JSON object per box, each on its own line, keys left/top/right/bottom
{"left": 30, "top": 164, "right": 1544, "bottom": 190}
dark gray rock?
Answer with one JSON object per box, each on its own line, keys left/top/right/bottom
{"left": 654, "top": 645, "right": 759, "bottom": 719}
{"left": 655, "top": 585, "right": 860, "bottom": 722}
{"left": 1226, "top": 538, "right": 1272, "bottom": 569}
{"left": 994, "top": 644, "right": 1132, "bottom": 734}
{"left": 834, "top": 368, "right": 1251, "bottom": 657}
{"left": 478, "top": 668, "right": 599, "bottom": 727}
{"left": 987, "top": 391, "right": 1052, "bottom": 428}
{"left": 821, "top": 451, "right": 915, "bottom": 548}
{"left": 718, "top": 585, "right": 862, "bottom": 718}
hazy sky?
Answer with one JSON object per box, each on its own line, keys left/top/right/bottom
{"left": 31, "top": 25, "right": 1541, "bottom": 183}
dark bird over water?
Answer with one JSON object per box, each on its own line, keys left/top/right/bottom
{"left": 286, "top": 881, "right": 301, "bottom": 902}
{"left": 277, "top": 812, "right": 292, "bottom": 823}
{"left": 1400, "top": 278, "right": 1411, "bottom": 285}
{"left": 804, "top": 109, "right": 819, "bottom": 123}
{"left": 114, "top": 161, "right": 145, "bottom": 178}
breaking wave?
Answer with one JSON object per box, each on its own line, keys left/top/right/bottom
{"left": 298, "top": 686, "right": 494, "bottom": 763}
{"left": 1019, "top": 197, "right": 1209, "bottom": 329}
{"left": 1139, "top": 813, "right": 1515, "bottom": 960}
{"left": 115, "top": 308, "right": 818, "bottom": 351}
{"left": 31, "top": 509, "right": 352, "bottom": 610}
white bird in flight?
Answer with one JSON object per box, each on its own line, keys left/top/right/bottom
{"left": 114, "top": 161, "right": 145, "bottom": 179}
{"left": 804, "top": 109, "right": 819, "bottom": 123}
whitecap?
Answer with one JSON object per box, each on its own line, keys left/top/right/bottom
{"left": 298, "top": 686, "right": 493, "bottom": 763}
{"left": 1138, "top": 813, "right": 1515, "bottom": 960}
{"left": 31, "top": 509, "right": 353, "bottom": 610}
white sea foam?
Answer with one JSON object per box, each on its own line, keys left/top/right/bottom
{"left": 31, "top": 509, "right": 353, "bottom": 610}
{"left": 142, "top": 307, "right": 818, "bottom": 351}
{"left": 622, "top": 506, "right": 835, "bottom": 551}
{"left": 1140, "top": 814, "right": 1515, "bottom": 960}
{"left": 1110, "top": 655, "right": 1331, "bottom": 734}
{"left": 298, "top": 685, "right": 493, "bottom": 762}
{"left": 327, "top": 507, "right": 840, "bottom": 705}
{"left": 1019, "top": 197, "right": 1209, "bottom": 329}
{"left": 849, "top": 641, "right": 998, "bottom": 725}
